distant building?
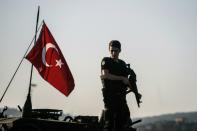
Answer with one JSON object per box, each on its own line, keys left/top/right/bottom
{"left": 175, "top": 117, "right": 185, "bottom": 124}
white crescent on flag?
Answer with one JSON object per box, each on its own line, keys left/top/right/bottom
{"left": 42, "top": 43, "right": 59, "bottom": 67}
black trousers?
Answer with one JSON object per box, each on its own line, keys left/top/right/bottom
{"left": 102, "top": 89, "right": 131, "bottom": 131}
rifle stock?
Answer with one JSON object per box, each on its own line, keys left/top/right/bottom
{"left": 126, "top": 64, "right": 142, "bottom": 107}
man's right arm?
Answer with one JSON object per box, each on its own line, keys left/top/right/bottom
{"left": 101, "top": 69, "right": 131, "bottom": 86}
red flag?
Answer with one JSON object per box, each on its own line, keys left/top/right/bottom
{"left": 26, "top": 23, "right": 75, "bottom": 96}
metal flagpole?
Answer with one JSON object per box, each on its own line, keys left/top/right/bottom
{"left": 23, "top": 6, "right": 40, "bottom": 118}
{"left": 28, "top": 6, "right": 40, "bottom": 97}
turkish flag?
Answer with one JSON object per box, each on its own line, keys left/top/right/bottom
{"left": 26, "top": 23, "right": 75, "bottom": 96}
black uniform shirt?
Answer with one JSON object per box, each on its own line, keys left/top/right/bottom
{"left": 101, "top": 57, "right": 128, "bottom": 94}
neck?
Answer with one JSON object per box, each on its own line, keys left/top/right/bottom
{"left": 111, "top": 56, "right": 119, "bottom": 61}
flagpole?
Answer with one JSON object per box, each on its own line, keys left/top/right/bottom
{"left": 29, "top": 6, "right": 40, "bottom": 95}
{"left": 23, "top": 6, "right": 40, "bottom": 118}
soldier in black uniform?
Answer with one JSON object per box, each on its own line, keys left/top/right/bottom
{"left": 101, "top": 40, "right": 132, "bottom": 131}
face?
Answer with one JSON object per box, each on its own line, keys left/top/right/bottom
{"left": 109, "top": 46, "right": 120, "bottom": 59}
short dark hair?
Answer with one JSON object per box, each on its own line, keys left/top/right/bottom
{"left": 109, "top": 40, "right": 121, "bottom": 50}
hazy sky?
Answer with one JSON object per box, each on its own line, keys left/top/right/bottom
{"left": 0, "top": 0, "right": 197, "bottom": 118}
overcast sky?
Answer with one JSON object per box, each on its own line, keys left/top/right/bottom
{"left": 0, "top": 0, "right": 197, "bottom": 118}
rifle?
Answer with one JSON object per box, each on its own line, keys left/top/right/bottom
{"left": 126, "top": 64, "right": 142, "bottom": 107}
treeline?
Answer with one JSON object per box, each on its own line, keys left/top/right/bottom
{"left": 136, "top": 111, "right": 197, "bottom": 131}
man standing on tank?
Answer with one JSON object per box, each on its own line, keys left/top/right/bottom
{"left": 100, "top": 40, "right": 132, "bottom": 131}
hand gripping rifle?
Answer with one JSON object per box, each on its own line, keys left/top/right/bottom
{"left": 126, "top": 64, "right": 142, "bottom": 107}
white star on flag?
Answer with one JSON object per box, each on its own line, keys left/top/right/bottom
{"left": 55, "top": 59, "right": 64, "bottom": 68}
{"left": 39, "top": 67, "right": 43, "bottom": 72}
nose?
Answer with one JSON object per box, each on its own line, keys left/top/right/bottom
{"left": 111, "top": 50, "right": 118, "bottom": 53}
{"left": 111, "top": 50, "right": 116, "bottom": 55}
